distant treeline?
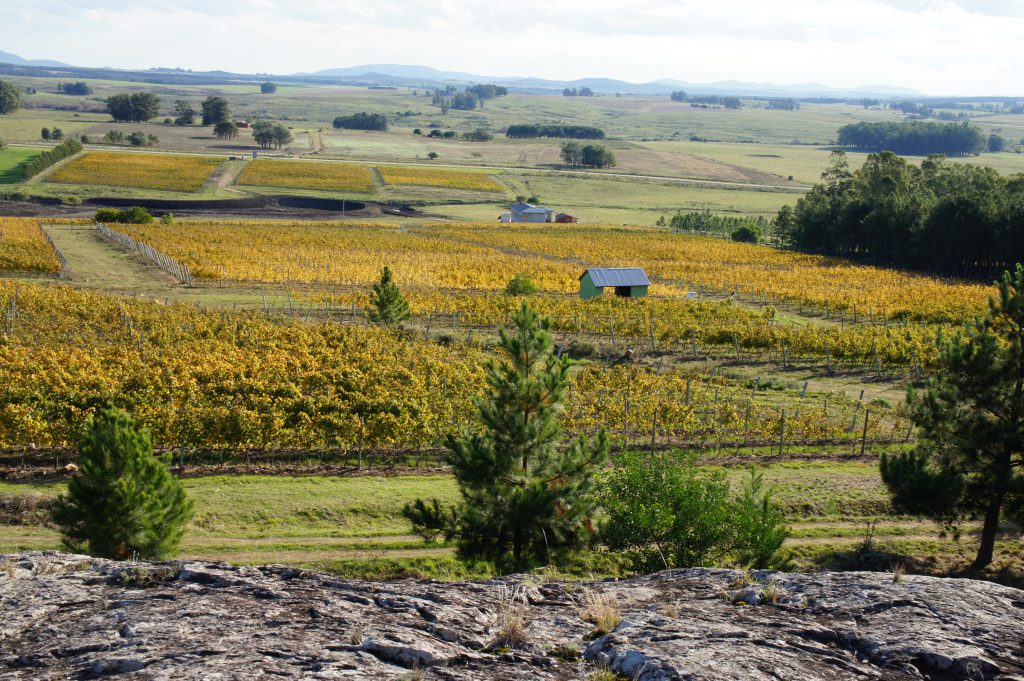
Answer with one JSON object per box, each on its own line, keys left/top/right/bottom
{"left": 670, "top": 92, "right": 742, "bottom": 109}
{"left": 58, "top": 81, "right": 92, "bottom": 95}
{"left": 506, "top": 124, "right": 605, "bottom": 140}
{"left": 333, "top": 112, "right": 387, "bottom": 131}
{"left": 836, "top": 121, "right": 986, "bottom": 156}
{"left": 767, "top": 98, "right": 799, "bottom": 111}
{"left": 662, "top": 209, "right": 768, "bottom": 234}
{"left": 431, "top": 84, "right": 507, "bottom": 112}
{"left": 776, "top": 151, "right": 1024, "bottom": 276}
{"left": 23, "top": 138, "right": 82, "bottom": 179}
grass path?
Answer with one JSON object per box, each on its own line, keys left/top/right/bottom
{"left": 39, "top": 223, "right": 291, "bottom": 308}
{"left": 43, "top": 223, "right": 180, "bottom": 295}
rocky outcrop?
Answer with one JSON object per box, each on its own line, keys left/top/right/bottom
{"left": 1, "top": 552, "right": 1022, "bottom": 680}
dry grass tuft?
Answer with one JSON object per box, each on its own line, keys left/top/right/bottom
{"left": 349, "top": 623, "right": 365, "bottom": 646}
{"left": 582, "top": 590, "right": 621, "bottom": 638}
{"left": 488, "top": 585, "right": 529, "bottom": 650}
{"left": 760, "top": 580, "right": 784, "bottom": 604}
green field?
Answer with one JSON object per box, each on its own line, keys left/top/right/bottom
{"left": 2, "top": 465, "right": 1019, "bottom": 580}
{"left": 0, "top": 146, "right": 43, "bottom": 184}
{"left": 1, "top": 76, "right": 1021, "bottom": 225}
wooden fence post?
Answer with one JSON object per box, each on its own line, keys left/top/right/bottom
{"left": 861, "top": 409, "right": 870, "bottom": 455}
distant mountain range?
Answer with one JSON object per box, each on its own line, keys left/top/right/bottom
{"left": 0, "top": 50, "right": 70, "bottom": 68}
{"left": 302, "top": 64, "right": 925, "bottom": 98}
{"left": 0, "top": 51, "right": 924, "bottom": 98}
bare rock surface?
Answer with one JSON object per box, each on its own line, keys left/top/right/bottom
{"left": 1, "top": 552, "right": 1022, "bottom": 680}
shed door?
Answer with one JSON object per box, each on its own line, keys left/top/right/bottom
{"left": 614, "top": 286, "right": 630, "bottom": 297}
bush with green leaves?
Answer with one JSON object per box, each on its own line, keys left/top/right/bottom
{"left": 95, "top": 206, "right": 154, "bottom": 224}
{"left": 52, "top": 407, "right": 193, "bottom": 560}
{"left": 600, "top": 453, "right": 788, "bottom": 571}
{"left": 730, "top": 224, "right": 761, "bottom": 243}
{"left": 505, "top": 272, "right": 538, "bottom": 296}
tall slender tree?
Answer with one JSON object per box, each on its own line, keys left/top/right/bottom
{"left": 881, "top": 265, "right": 1024, "bottom": 570}
{"left": 403, "top": 302, "right": 608, "bottom": 571}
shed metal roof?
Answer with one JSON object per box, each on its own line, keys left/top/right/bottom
{"left": 580, "top": 267, "right": 651, "bottom": 287}
{"left": 511, "top": 202, "right": 553, "bottom": 214}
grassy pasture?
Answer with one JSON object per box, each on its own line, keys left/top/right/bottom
{"left": 378, "top": 165, "right": 504, "bottom": 192}
{"left": 496, "top": 171, "right": 800, "bottom": 219}
{"left": 0, "top": 109, "right": 105, "bottom": 142}
{"left": 1, "top": 465, "right": 1018, "bottom": 582}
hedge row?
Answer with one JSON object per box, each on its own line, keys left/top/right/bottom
{"left": 23, "top": 139, "right": 83, "bottom": 179}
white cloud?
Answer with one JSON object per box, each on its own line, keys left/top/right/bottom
{"left": 1, "top": 0, "right": 1022, "bottom": 94}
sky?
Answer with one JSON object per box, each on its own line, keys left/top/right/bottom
{"left": 2, "top": 0, "right": 1023, "bottom": 96}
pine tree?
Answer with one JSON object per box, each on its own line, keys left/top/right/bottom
{"left": 366, "top": 266, "right": 411, "bottom": 326}
{"left": 881, "top": 264, "right": 1024, "bottom": 571}
{"left": 53, "top": 407, "right": 193, "bottom": 560}
{"left": 403, "top": 302, "right": 608, "bottom": 571}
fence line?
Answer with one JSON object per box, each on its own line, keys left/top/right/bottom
{"left": 97, "top": 222, "right": 193, "bottom": 285}
{"left": 43, "top": 230, "right": 69, "bottom": 279}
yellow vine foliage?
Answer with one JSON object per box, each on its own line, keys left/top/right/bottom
{"left": 237, "top": 159, "right": 375, "bottom": 192}
{"left": 423, "top": 223, "right": 993, "bottom": 322}
{"left": 378, "top": 165, "right": 503, "bottom": 192}
{"left": 307, "top": 287, "right": 943, "bottom": 367}
{"left": 0, "top": 281, "right": 483, "bottom": 449}
{"left": 0, "top": 218, "right": 59, "bottom": 273}
{"left": 47, "top": 151, "right": 223, "bottom": 192}
{"left": 0, "top": 281, "right": 902, "bottom": 450}
{"left": 115, "top": 221, "right": 584, "bottom": 289}
{"left": 118, "top": 218, "right": 989, "bottom": 322}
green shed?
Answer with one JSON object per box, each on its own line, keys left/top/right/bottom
{"left": 579, "top": 267, "right": 651, "bottom": 300}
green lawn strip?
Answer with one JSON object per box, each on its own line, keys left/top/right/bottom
{"left": 183, "top": 474, "right": 458, "bottom": 538}
{"left": 4, "top": 469, "right": 1022, "bottom": 584}
{"left": 0, "top": 147, "right": 44, "bottom": 184}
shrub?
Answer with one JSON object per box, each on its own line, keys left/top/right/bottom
{"left": 95, "top": 206, "right": 154, "bottom": 224}
{"left": 731, "top": 225, "right": 761, "bottom": 243}
{"left": 94, "top": 208, "right": 121, "bottom": 223}
{"left": 52, "top": 407, "right": 193, "bottom": 560}
{"left": 601, "top": 452, "right": 735, "bottom": 571}
{"left": 504, "top": 272, "right": 538, "bottom": 295}
{"left": 600, "top": 453, "right": 789, "bottom": 571}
